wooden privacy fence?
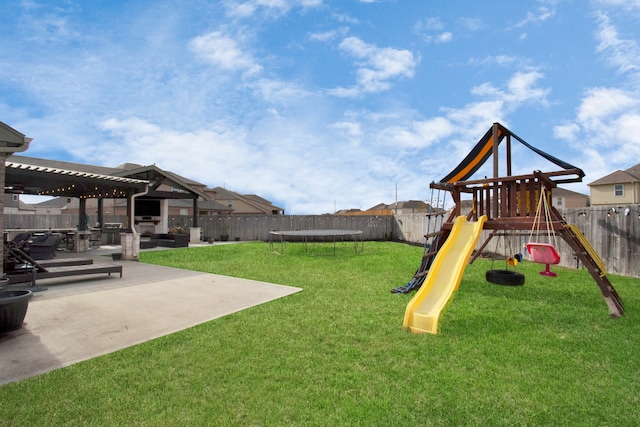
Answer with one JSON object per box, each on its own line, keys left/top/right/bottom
{"left": 173, "top": 214, "right": 394, "bottom": 242}
{"left": 4, "top": 214, "right": 394, "bottom": 243}
{"left": 395, "top": 206, "right": 640, "bottom": 278}
{"left": 5, "top": 206, "right": 639, "bottom": 278}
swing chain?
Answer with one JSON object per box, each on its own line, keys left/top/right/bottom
{"left": 528, "top": 187, "right": 560, "bottom": 248}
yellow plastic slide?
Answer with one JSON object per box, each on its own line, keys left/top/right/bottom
{"left": 403, "top": 215, "right": 487, "bottom": 334}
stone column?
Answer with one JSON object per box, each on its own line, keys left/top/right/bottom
{"left": 189, "top": 227, "right": 201, "bottom": 243}
{"left": 120, "top": 232, "right": 140, "bottom": 261}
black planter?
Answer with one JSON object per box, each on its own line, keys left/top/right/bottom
{"left": 0, "top": 290, "right": 33, "bottom": 333}
{"left": 219, "top": 234, "right": 229, "bottom": 241}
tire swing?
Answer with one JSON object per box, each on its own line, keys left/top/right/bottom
{"left": 526, "top": 187, "right": 561, "bottom": 277}
{"left": 485, "top": 231, "right": 525, "bottom": 286}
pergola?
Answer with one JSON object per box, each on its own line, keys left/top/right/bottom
{"left": 5, "top": 156, "right": 211, "bottom": 229}
{"left": 5, "top": 160, "right": 149, "bottom": 232}
{"left": 1, "top": 119, "right": 211, "bottom": 262}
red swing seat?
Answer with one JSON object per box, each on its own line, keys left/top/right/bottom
{"left": 526, "top": 243, "right": 560, "bottom": 277}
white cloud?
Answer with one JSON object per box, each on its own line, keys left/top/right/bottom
{"left": 15, "top": 2, "right": 82, "bottom": 44}
{"left": 470, "top": 54, "right": 529, "bottom": 69}
{"left": 512, "top": 1, "right": 556, "bottom": 28}
{"left": 330, "top": 120, "right": 363, "bottom": 145}
{"left": 189, "top": 31, "right": 262, "bottom": 75}
{"left": 414, "top": 17, "right": 453, "bottom": 43}
{"left": 595, "top": 13, "right": 640, "bottom": 75}
{"left": 471, "top": 71, "right": 550, "bottom": 107}
{"left": 576, "top": 87, "right": 639, "bottom": 126}
{"left": 330, "top": 36, "right": 417, "bottom": 96}
{"left": 330, "top": 67, "right": 550, "bottom": 186}
{"left": 435, "top": 32, "right": 452, "bottom": 43}
{"left": 223, "top": 0, "right": 322, "bottom": 18}
{"left": 506, "top": 71, "right": 550, "bottom": 104}
{"left": 416, "top": 17, "right": 444, "bottom": 31}
{"left": 99, "top": 117, "right": 259, "bottom": 182}
{"left": 555, "top": 12, "right": 640, "bottom": 173}
{"left": 553, "top": 122, "right": 580, "bottom": 141}
{"left": 375, "top": 117, "right": 455, "bottom": 150}
{"left": 248, "top": 78, "right": 312, "bottom": 104}
{"left": 594, "top": 0, "right": 640, "bottom": 11}
{"left": 308, "top": 27, "right": 349, "bottom": 42}
{"left": 459, "top": 17, "right": 483, "bottom": 32}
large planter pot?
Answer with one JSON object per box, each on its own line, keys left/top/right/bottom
{"left": 0, "top": 290, "right": 33, "bottom": 333}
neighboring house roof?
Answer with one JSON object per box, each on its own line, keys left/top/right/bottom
{"left": 553, "top": 187, "right": 589, "bottom": 197}
{"left": 208, "top": 186, "right": 237, "bottom": 200}
{"left": 336, "top": 209, "right": 364, "bottom": 214}
{"left": 367, "top": 203, "right": 387, "bottom": 211}
{"left": 244, "top": 194, "right": 272, "bottom": 205}
{"left": 168, "top": 198, "right": 233, "bottom": 212}
{"left": 208, "top": 186, "right": 284, "bottom": 214}
{"left": 625, "top": 163, "right": 640, "bottom": 177}
{"left": 33, "top": 197, "right": 71, "bottom": 209}
{"left": 368, "top": 200, "right": 431, "bottom": 211}
{"left": 396, "top": 200, "right": 431, "bottom": 210}
{"left": 18, "top": 200, "right": 36, "bottom": 211}
{"left": 114, "top": 162, "right": 144, "bottom": 170}
{"left": 588, "top": 163, "right": 640, "bottom": 186}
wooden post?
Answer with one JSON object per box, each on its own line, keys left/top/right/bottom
{"left": 492, "top": 122, "right": 499, "bottom": 218}
{"left": 78, "top": 198, "right": 87, "bottom": 231}
{"left": 192, "top": 198, "right": 198, "bottom": 227}
{"left": 97, "top": 198, "right": 104, "bottom": 226}
{"left": 0, "top": 153, "right": 6, "bottom": 279}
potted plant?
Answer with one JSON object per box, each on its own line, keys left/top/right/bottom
{"left": 169, "top": 225, "right": 187, "bottom": 235}
{"left": 168, "top": 225, "right": 190, "bottom": 247}
{"left": 0, "top": 289, "right": 33, "bottom": 333}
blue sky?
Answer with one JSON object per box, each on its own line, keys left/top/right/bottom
{"left": 2, "top": 0, "right": 640, "bottom": 213}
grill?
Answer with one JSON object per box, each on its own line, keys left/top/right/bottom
{"left": 102, "top": 223, "right": 122, "bottom": 245}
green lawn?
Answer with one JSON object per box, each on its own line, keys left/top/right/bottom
{"left": 1, "top": 242, "right": 639, "bottom": 426}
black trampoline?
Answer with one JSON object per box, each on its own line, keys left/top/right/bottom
{"left": 269, "top": 229, "right": 364, "bottom": 255}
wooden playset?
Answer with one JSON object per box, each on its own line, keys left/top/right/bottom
{"left": 404, "top": 122, "right": 623, "bottom": 318}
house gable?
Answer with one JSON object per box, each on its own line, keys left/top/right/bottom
{"left": 552, "top": 187, "right": 590, "bottom": 209}
{"left": 588, "top": 163, "right": 640, "bottom": 205}
{"left": 207, "top": 187, "right": 284, "bottom": 214}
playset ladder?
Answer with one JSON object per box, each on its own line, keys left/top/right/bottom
{"left": 558, "top": 223, "right": 624, "bottom": 317}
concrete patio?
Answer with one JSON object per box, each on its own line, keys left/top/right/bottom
{"left": 0, "top": 243, "right": 302, "bottom": 386}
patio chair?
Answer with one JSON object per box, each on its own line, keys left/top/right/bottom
{"left": 24, "top": 235, "right": 64, "bottom": 260}
{"left": 11, "top": 233, "right": 31, "bottom": 249}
